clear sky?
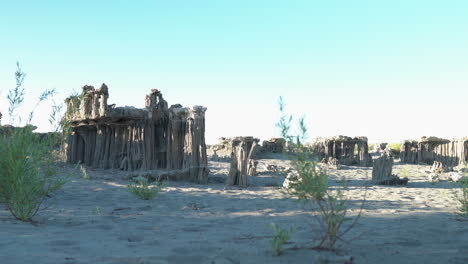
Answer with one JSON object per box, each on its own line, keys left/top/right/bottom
{"left": 0, "top": 0, "right": 467, "bottom": 144}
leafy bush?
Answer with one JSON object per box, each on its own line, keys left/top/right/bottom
{"left": 454, "top": 177, "right": 468, "bottom": 216}
{"left": 270, "top": 223, "right": 295, "bottom": 256}
{"left": 128, "top": 178, "right": 164, "bottom": 200}
{"left": 277, "top": 96, "right": 365, "bottom": 250}
{"left": 0, "top": 128, "right": 66, "bottom": 221}
{"left": 0, "top": 62, "right": 67, "bottom": 222}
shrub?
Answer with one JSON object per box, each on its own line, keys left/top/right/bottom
{"left": 453, "top": 177, "right": 468, "bottom": 216}
{"left": 80, "top": 165, "right": 89, "bottom": 180}
{"left": 270, "top": 223, "right": 295, "bottom": 256}
{"left": 0, "top": 63, "right": 67, "bottom": 221}
{"left": 0, "top": 128, "right": 66, "bottom": 221}
{"left": 128, "top": 178, "right": 164, "bottom": 200}
{"left": 276, "top": 96, "right": 365, "bottom": 250}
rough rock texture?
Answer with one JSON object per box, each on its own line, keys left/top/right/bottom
{"left": 372, "top": 152, "right": 408, "bottom": 185}
{"left": 431, "top": 161, "right": 452, "bottom": 173}
{"left": 314, "top": 135, "right": 372, "bottom": 166}
{"left": 400, "top": 137, "right": 468, "bottom": 167}
{"left": 261, "top": 138, "right": 285, "bottom": 153}
{"left": 227, "top": 137, "right": 259, "bottom": 187}
{"left": 320, "top": 157, "right": 341, "bottom": 170}
{"left": 373, "top": 143, "right": 388, "bottom": 153}
{"left": 63, "top": 85, "right": 208, "bottom": 183}
{"left": 400, "top": 140, "right": 418, "bottom": 164}
{"left": 372, "top": 153, "right": 394, "bottom": 183}
{"left": 208, "top": 137, "right": 234, "bottom": 162}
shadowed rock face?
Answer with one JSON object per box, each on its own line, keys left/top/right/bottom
{"left": 400, "top": 137, "right": 468, "bottom": 167}
{"left": 261, "top": 138, "right": 285, "bottom": 153}
{"left": 63, "top": 84, "right": 208, "bottom": 183}
{"left": 227, "top": 136, "right": 260, "bottom": 187}
{"left": 314, "top": 136, "right": 372, "bottom": 167}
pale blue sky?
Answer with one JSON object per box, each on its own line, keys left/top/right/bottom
{"left": 1, "top": 0, "right": 467, "bottom": 143}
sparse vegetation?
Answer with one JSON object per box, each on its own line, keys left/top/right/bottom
{"left": 453, "top": 177, "right": 468, "bottom": 216}
{"left": 277, "top": 96, "right": 365, "bottom": 250}
{"left": 128, "top": 178, "right": 164, "bottom": 200}
{"left": 80, "top": 165, "right": 89, "bottom": 180}
{"left": 270, "top": 223, "right": 295, "bottom": 256}
{"left": 93, "top": 206, "right": 102, "bottom": 215}
{"left": 0, "top": 63, "right": 68, "bottom": 221}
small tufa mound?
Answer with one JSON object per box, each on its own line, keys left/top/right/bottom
{"left": 372, "top": 152, "right": 408, "bottom": 185}
{"left": 431, "top": 161, "right": 452, "bottom": 174}
{"left": 448, "top": 172, "right": 467, "bottom": 183}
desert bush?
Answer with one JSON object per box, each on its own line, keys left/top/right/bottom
{"left": 128, "top": 178, "right": 164, "bottom": 200}
{"left": 0, "top": 63, "right": 67, "bottom": 221}
{"left": 276, "top": 96, "right": 365, "bottom": 250}
{"left": 0, "top": 125, "right": 66, "bottom": 221}
{"left": 453, "top": 177, "right": 468, "bottom": 216}
{"left": 80, "top": 165, "right": 89, "bottom": 180}
{"left": 270, "top": 223, "right": 295, "bottom": 256}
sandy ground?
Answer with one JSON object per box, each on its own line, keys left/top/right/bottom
{"left": 1, "top": 155, "right": 467, "bottom": 264}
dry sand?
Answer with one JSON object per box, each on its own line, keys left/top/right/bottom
{"left": 1, "top": 156, "right": 467, "bottom": 264}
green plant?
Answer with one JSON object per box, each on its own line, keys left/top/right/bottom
{"left": 0, "top": 63, "right": 67, "bottom": 222}
{"left": 277, "top": 96, "right": 365, "bottom": 250}
{"left": 453, "top": 177, "right": 468, "bottom": 216}
{"left": 128, "top": 178, "right": 164, "bottom": 200}
{"left": 270, "top": 223, "right": 295, "bottom": 256}
{"left": 93, "top": 206, "right": 102, "bottom": 215}
{"left": 0, "top": 127, "right": 67, "bottom": 221}
{"left": 80, "top": 165, "right": 89, "bottom": 180}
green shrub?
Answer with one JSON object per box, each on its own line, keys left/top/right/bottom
{"left": 277, "top": 96, "right": 365, "bottom": 250}
{"left": 0, "top": 63, "right": 67, "bottom": 222}
{"left": 454, "top": 177, "right": 468, "bottom": 216}
{"left": 128, "top": 179, "right": 164, "bottom": 200}
{"left": 0, "top": 128, "right": 66, "bottom": 221}
{"left": 80, "top": 165, "right": 89, "bottom": 180}
{"left": 270, "top": 223, "right": 295, "bottom": 256}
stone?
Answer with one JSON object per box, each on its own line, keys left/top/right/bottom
{"left": 372, "top": 153, "right": 408, "bottom": 185}
{"left": 313, "top": 135, "right": 372, "bottom": 166}
{"left": 400, "top": 140, "right": 418, "bottom": 164}
{"left": 431, "top": 161, "right": 452, "bottom": 174}
{"left": 63, "top": 84, "right": 208, "bottom": 183}
{"left": 400, "top": 137, "right": 468, "bottom": 167}
{"left": 227, "top": 137, "right": 260, "bottom": 187}
{"left": 282, "top": 171, "right": 299, "bottom": 190}
{"left": 448, "top": 172, "right": 466, "bottom": 182}
{"left": 261, "top": 138, "right": 286, "bottom": 153}
{"left": 373, "top": 142, "right": 388, "bottom": 153}
{"left": 427, "top": 173, "right": 440, "bottom": 182}
{"left": 372, "top": 153, "right": 394, "bottom": 182}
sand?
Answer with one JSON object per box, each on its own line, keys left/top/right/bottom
{"left": 0, "top": 156, "right": 467, "bottom": 264}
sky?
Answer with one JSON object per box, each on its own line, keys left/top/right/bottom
{"left": 0, "top": 0, "right": 467, "bottom": 144}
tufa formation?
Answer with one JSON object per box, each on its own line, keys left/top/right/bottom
{"left": 62, "top": 84, "right": 208, "bottom": 183}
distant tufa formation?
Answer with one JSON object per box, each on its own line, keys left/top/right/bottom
{"left": 400, "top": 137, "right": 468, "bottom": 167}
{"left": 63, "top": 84, "right": 208, "bottom": 183}
{"left": 314, "top": 136, "right": 372, "bottom": 166}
